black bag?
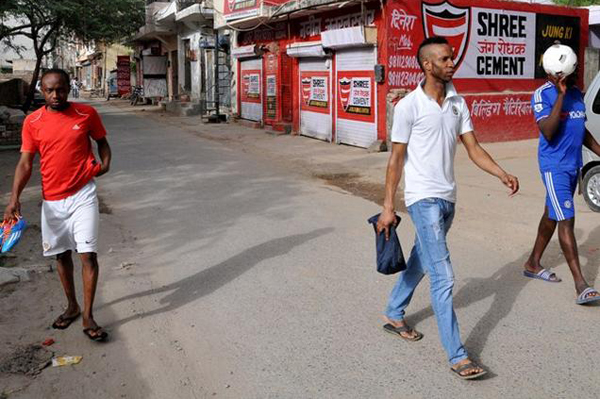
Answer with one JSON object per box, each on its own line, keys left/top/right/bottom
{"left": 367, "top": 213, "right": 406, "bottom": 275}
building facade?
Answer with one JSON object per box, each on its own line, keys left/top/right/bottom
{"left": 133, "top": 0, "right": 231, "bottom": 115}
{"left": 217, "top": 0, "right": 588, "bottom": 146}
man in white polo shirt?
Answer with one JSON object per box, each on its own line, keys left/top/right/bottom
{"left": 376, "top": 37, "right": 519, "bottom": 380}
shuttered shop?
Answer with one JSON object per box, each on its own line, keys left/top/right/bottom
{"left": 240, "top": 58, "right": 263, "bottom": 122}
{"left": 335, "top": 47, "right": 377, "bottom": 148}
{"left": 299, "top": 58, "right": 332, "bottom": 141}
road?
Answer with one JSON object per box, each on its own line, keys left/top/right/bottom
{"left": 2, "top": 100, "right": 600, "bottom": 398}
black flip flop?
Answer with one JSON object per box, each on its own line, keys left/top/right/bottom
{"left": 51, "top": 313, "right": 81, "bottom": 330}
{"left": 451, "top": 362, "right": 487, "bottom": 380}
{"left": 83, "top": 327, "right": 108, "bottom": 342}
{"left": 382, "top": 323, "right": 423, "bottom": 341}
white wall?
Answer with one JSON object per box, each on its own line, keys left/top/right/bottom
{"left": 0, "top": 17, "right": 37, "bottom": 69}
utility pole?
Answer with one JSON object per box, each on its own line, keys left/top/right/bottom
{"left": 214, "top": 29, "right": 220, "bottom": 122}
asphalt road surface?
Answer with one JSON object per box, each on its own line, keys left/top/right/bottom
{"left": 3, "top": 100, "right": 600, "bottom": 398}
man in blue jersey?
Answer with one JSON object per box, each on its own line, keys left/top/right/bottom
{"left": 524, "top": 44, "right": 600, "bottom": 305}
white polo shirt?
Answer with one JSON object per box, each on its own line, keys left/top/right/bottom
{"left": 391, "top": 81, "right": 473, "bottom": 207}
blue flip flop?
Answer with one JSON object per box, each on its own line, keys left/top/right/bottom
{"left": 576, "top": 287, "right": 600, "bottom": 305}
{"left": 523, "top": 268, "right": 561, "bottom": 283}
{"left": 1, "top": 217, "right": 27, "bottom": 253}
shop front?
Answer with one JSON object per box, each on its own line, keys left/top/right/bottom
{"left": 229, "top": 0, "right": 588, "bottom": 146}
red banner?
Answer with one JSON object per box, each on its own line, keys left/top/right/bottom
{"left": 336, "top": 71, "right": 375, "bottom": 123}
{"left": 464, "top": 93, "right": 537, "bottom": 142}
{"left": 117, "top": 56, "right": 131, "bottom": 96}
{"left": 224, "top": 0, "right": 259, "bottom": 20}
{"left": 241, "top": 69, "right": 261, "bottom": 103}
{"left": 300, "top": 72, "right": 330, "bottom": 114}
{"left": 385, "top": 0, "right": 587, "bottom": 93}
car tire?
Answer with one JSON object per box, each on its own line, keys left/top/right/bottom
{"left": 582, "top": 165, "right": 600, "bottom": 212}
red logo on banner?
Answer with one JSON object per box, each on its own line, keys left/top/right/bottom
{"left": 242, "top": 74, "right": 250, "bottom": 91}
{"left": 422, "top": 1, "right": 470, "bottom": 70}
{"left": 338, "top": 77, "right": 351, "bottom": 111}
{"left": 301, "top": 78, "right": 311, "bottom": 105}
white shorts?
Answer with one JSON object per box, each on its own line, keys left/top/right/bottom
{"left": 41, "top": 181, "right": 99, "bottom": 257}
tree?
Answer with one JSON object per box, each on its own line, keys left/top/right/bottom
{"left": 553, "top": 0, "right": 600, "bottom": 6}
{"left": 0, "top": 0, "right": 144, "bottom": 111}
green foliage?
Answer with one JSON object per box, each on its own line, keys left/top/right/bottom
{"left": 0, "top": 0, "right": 145, "bottom": 47}
{"left": 553, "top": 0, "right": 600, "bottom": 6}
{"left": 0, "top": 0, "right": 144, "bottom": 110}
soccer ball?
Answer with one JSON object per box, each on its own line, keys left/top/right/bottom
{"left": 542, "top": 44, "right": 578, "bottom": 77}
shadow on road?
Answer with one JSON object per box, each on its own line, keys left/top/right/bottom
{"left": 405, "top": 224, "right": 600, "bottom": 360}
{"left": 104, "top": 228, "right": 333, "bottom": 328}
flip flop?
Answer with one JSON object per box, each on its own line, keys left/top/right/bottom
{"left": 576, "top": 287, "right": 600, "bottom": 305}
{"left": 523, "top": 268, "right": 561, "bottom": 283}
{"left": 51, "top": 313, "right": 80, "bottom": 330}
{"left": 451, "top": 361, "right": 487, "bottom": 380}
{"left": 382, "top": 323, "right": 423, "bottom": 341}
{"left": 83, "top": 327, "right": 108, "bottom": 342}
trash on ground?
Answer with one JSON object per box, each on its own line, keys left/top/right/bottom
{"left": 51, "top": 355, "right": 82, "bottom": 367}
{"left": 42, "top": 338, "right": 55, "bottom": 346}
{"left": 115, "top": 261, "right": 136, "bottom": 270}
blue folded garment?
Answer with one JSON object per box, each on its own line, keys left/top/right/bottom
{"left": 367, "top": 213, "right": 406, "bottom": 275}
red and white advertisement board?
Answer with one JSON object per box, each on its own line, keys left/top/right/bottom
{"left": 224, "top": 0, "right": 260, "bottom": 21}
{"left": 336, "top": 72, "right": 375, "bottom": 124}
{"left": 240, "top": 59, "right": 262, "bottom": 121}
{"left": 386, "top": 0, "right": 586, "bottom": 92}
{"left": 224, "top": 0, "right": 289, "bottom": 22}
{"left": 385, "top": 0, "right": 587, "bottom": 141}
{"left": 117, "top": 56, "right": 131, "bottom": 97}
{"left": 300, "top": 73, "right": 330, "bottom": 114}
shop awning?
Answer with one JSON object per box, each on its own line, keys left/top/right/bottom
{"left": 286, "top": 42, "right": 328, "bottom": 58}
{"left": 231, "top": 45, "right": 261, "bottom": 59}
{"left": 321, "top": 26, "right": 377, "bottom": 49}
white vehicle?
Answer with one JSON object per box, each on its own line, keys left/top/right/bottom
{"left": 582, "top": 72, "right": 600, "bottom": 212}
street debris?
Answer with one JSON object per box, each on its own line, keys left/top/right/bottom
{"left": 41, "top": 338, "right": 55, "bottom": 347}
{"left": 115, "top": 261, "right": 136, "bottom": 270}
{"left": 51, "top": 356, "right": 82, "bottom": 367}
{"left": 0, "top": 345, "right": 53, "bottom": 376}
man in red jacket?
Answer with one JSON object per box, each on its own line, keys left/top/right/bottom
{"left": 3, "top": 69, "right": 112, "bottom": 341}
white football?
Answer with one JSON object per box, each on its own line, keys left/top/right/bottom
{"left": 542, "top": 44, "right": 578, "bottom": 77}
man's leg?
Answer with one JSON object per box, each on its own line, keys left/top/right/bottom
{"left": 524, "top": 207, "right": 558, "bottom": 276}
{"left": 71, "top": 182, "right": 106, "bottom": 339}
{"left": 384, "top": 239, "right": 425, "bottom": 339}
{"left": 557, "top": 218, "right": 598, "bottom": 299}
{"left": 409, "top": 199, "right": 468, "bottom": 362}
{"left": 79, "top": 252, "right": 104, "bottom": 334}
{"left": 54, "top": 250, "right": 81, "bottom": 327}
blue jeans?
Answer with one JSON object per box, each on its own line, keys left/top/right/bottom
{"left": 385, "top": 198, "right": 467, "bottom": 365}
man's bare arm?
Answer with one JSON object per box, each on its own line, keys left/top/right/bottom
{"left": 95, "top": 137, "right": 111, "bottom": 177}
{"left": 376, "top": 142, "right": 407, "bottom": 240}
{"left": 3, "top": 152, "right": 35, "bottom": 222}
{"left": 538, "top": 77, "right": 567, "bottom": 142}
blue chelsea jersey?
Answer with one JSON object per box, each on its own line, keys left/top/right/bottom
{"left": 531, "top": 82, "right": 586, "bottom": 173}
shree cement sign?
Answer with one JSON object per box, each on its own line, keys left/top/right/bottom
{"left": 386, "top": 0, "right": 586, "bottom": 91}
